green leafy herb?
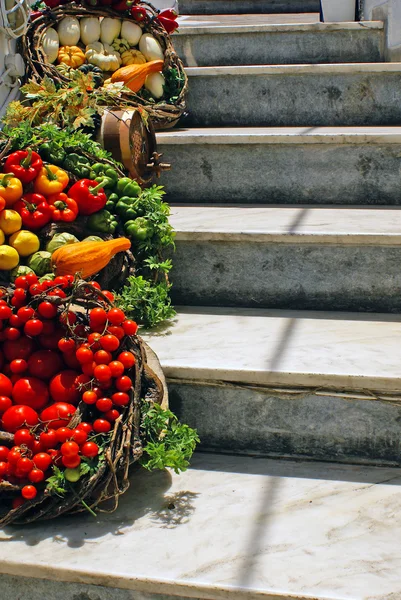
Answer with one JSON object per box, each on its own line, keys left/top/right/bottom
{"left": 116, "top": 276, "right": 176, "bottom": 328}
{"left": 46, "top": 466, "right": 67, "bottom": 497}
{"left": 140, "top": 402, "right": 199, "bottom": 474}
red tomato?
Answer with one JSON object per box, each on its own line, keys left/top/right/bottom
{"left": 89, "top": 307, "right": 107, "bottom": 327}
{"left": 115, "top": 376, "right": 133, "bottom": 392}
{"left": 37, "top": 301, "right": 57, "bottom": 319}
{"left": 62, "top": 350, "right": 81, "bottom": 370}
{"left": 99, "top": 335, "right": 120, "bottom": 352}
{"left": 17, "top": 307, "right": 35, "bottom": 323}
{"left": 29, "top": 283, "right": 43, "bottom": 296}
{"left": 21, "top": 485, "right": 37, "bottom": 500}
{"left": 94, "top": 350, "right": 112, "bottom": 365}
{"left": 53, "top": 276, "right": 68, "bottom": 288}
{"left": 59, "top": 311, "right": 76, "bottom": 325}
{"left": 104, "top": 409, "right": 120, "bottom": 422}
{"left": 39, "top": 429, "right": 57, "bottom": 448}
{"left": 14, "top": 276, "right": 29, "bottom": 290}
{"left": 41, "top": 320, "right": 56, "bottom": 336}
{"left": 8, "top": 447, "right": 22, "bottom": 463}
{"left": 25, "top": 273, "right": 38, "bottom": 286}
{"left": 0, "top": 396, "right": 12, "bottom": 412}
{"left": 2, "top": 405, "right": 39, "bottom": 432}
{"left": 81, "top": 361, "right": 96, "bottom": 376}
{"left": 62, "top": 454, "right": 80, "bottom": 468}
{"left": 4, "top": 327, "right": 21, "bottom": 341}
{"left": 0, "top": 446, "right": 9, "bottom": 461}
{"left": 111, "top": 392, "right": 129, "bottom": 407}
{"left": 14, "top": 428, "right": 34, "bottom": 448}
{"left": 122, "top": 320, "right": 138, "bottom": 336}
{"left": 0, "top": 305, "right": 12, "bottom": 320}
{"left": 49, "top": 370, "right": 80, "bottom": 404}
{"left": 71, "top": 428, "right": 87, "bottom": 445}
{"left": 4, "top": 336, "right": 34, "bottom": 362}
{"left": 82, "top": 390, "right": 97, "bottom": 405}
{"left": 24, "top": 319, "right": 43, "bottom": 337}
{"left": 29, "top": 468, "right": 44, "bottom": 483}
{"left": 38, "top": 328, "right": 63, "bottom": 350}
{"left": 118, "top": 351, "right": 136, "bottom": 369}
{"left": 10, "top": 358, "right": 28, "bottom": 374}
{"left": 13, "top": 288, "right": 26, "bottom": 302}
{"left": 87, "top": 332, "right": 101, "bottom": 349}
{"left": 56, "top": 427, "right": 72, "bottom": 443}
{"left": 94, "top": 364, "right": 112, "bottom": 382}
{"left": 58, "top": 338, "right": 76, "bottom": 353}
{"left": 81, "top": 441, "right": 99, "bottom": 458}
{"left": 12, "top": 497, "right": 25, "bottom": 509}
{"left": 102, "top": 291, "right": 114, "bottom": 302}
{"left": 61, "top": 441, "right": 79, "bottom": 457}
{"left": 76, "top": 346, "right": 93, "bottom": 364}
{"left": 107, "top": 326, "right": 124, "bottom": 341}
{"left": 9, "top": 314, "right": 22, "bottom": 328}
{"left": 16, "top": 457, "right": 33, "bottom": 474}
{"left": 88, "top": 281, "right": 101, "bottom": 290}
{"left": 0, "top": 373, "right": 13, "bottom": 397}
{"left": 40, "top": 402, "right": 76, "bottom": 430}
{"left": 28, "top": 350, "right": 63, "bottom": 380}
{"left": 107, "top": 308, "right": 125, "bottom": 325}
{"left": 93, "top": 419, "right": 111, "bottom": 433}
{"left": 109, "top": 361, "right": 124, "bottom": 378}
{"left": 77, "top": 422, "right": 92, "bottom": 434}
{"left": 13, "top": 377, "right": 49, "bottom": 410}
{"left": 96, "top": 397, "right": 112, "bottom": 412}
{"left": 33, "top": 452, "right": 52, "bottom": 471}
{"left": 0, "top": 461, "right": 7, "bottom": 476}
{"left": 31, "top": 439, "right": 43, "bottom": 454}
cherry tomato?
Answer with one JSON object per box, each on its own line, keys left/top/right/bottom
{"left": 77, "top": 422, "right": 92, "bottom": 434}
{"left": 11, "top": 296, "right": 25, "bottom": 309}
{"left": 111, "top": 392, "right": 130, "bottom": 407}
{"left": 81, "top": 441, "right": 99, "bottom": 458}
{"left": 82, "top": 390, "right": 97, "bottom": 405}
{"left": 53, "top": 276, "right": 68, "bottom": 289}
{"left": 47, "top": 449, "right": 61, "bottom": 464}
{"left": 17, "top": 307, "right": 35, "bottom": 324}
{"left": 0, "top": 396, "right": 12, "bottom": 413}
{"left": 96, "top": 397, "right": 112, "bottom": 412}
{"left": 99, "top": 379, "right": 112, "bottom": 390}
{"left": 17, "top": 457, "right": 33, "bottom": 474}
{"left": 32, "top": 439, "right": 43, "bottom": 454}
{"left": 29, "top": 468, "right": 44, "bottom": 483}
{"left": 48, "top": 288, "right": 66, "bottom": 299}
{"left": 39, "top": 328, "right": 64, "bottom": 350}
{"left": 13, "top": 377, "right": 49, "bottom": 410}
{"left": 21, "top": 485, "right": 37, "bottom": 500}
{"left": 71, "top": 428, "right": 87, "bottom": 445}
{"left": 4, "top": 327, "right": 21, "bottom": 341}
{"left": 102, "top": 290, "right": 114, "bottom": 302}
{"left": 104, "top": 409, "right": 120, "bottom": 422}
{"left": 59, "top": 310, "right": 76, "bottom": 325}
{"left": 115, "top": 376, "right": 133, "bottom": 392}
{"left": 14, "top": 276, "right": 29, "bottom": 290}
{"left": 10, "top": 358, "right": 28, "bottom": 374}
{"left": 14, "top": 428, "right": 34, "bottom": 448}
{"left": 88, "top": 281, "right": 101, "bottom": 290}
{"left": 24, "top": 319, "right": 43, "bottom": 337}
{"left": 49, "top": 370, "right": 80, "bottom": 404}
{"left": 81, "top": 361, "right": 96, "bottom": 376}
{"left": 9, "top": 314, "right": 22, "bottom": 328}
{"left": 89, "top": 307, "right": 107, "bottom": 328}
{"left": 4, "top": 336, "right": 34, "bottom": 362}
{"left": 0, "top": 305, "right": 12, "bottom": 320}
{"left": 8, "top": 447, "right": 22, "bottom": 463}
{"left": 99, "top": 335, "right": 119, "bottom": 352}
{"left": 33, "top": 452, "right": 52, "bottom": 471}
{"left": 13, "top": 288, "right": 26, "bottom": 302}
{"left": 40, "top": 402, "right": 76, "bottom": 430}
{"left": 12, "top": 497, "right": 25, "bottom": 509}
{"left": 107, "top": 308, "right": 125, "bottom": 325}
{"left": 39, "top": 429, "right": 57, "bottom": 448}
{"left": 94, "top": 364, "right": 112, "bottom": 382}
{"left": 58, "top": 338, "right": 76, "bottom": 353}
{"left": 76, "top": 346, "right": 93, "bottom": 364}
{"left": 87, "top": 332, "right": 101, "bottom": 349}
{"left": 61, "top": 441, "right": 79, "bottom": 457}
{"left": 62, "top": 454, "right": 80, "bottom": 468}
{"left": 55, "top": 427, "right": 72, "bottom": 443}
{"left": 122, "top": 320, "right": 138, "bottom": 336}
{"left": 107, "top": 326, "right": 124, "bottom": 341}
{"left": 65, "top": 275, "right": 74, "bottom": 286}
{"left": 0, "top": 446, "right": 9, "bottom": 461}
{"left": 28, "top": 350, "right": 63, "bottom": 380}
{"left": 93, "top": 419, "right": 111, "bottom": 433}
{"left": 25, "top": 273, "right": 38, "bottom": 286}
{"left": 0, "top": 461, "right": 7, "bottom": 477}
{"left": 62, "top": 349, "right": 81, "bottom": 370}
{"left": 37, "top": 301, "right": 57, "bottom": 319}
{"left": 2, "top": 405, "right": 38, "bottom": 433}
{"left": 108, "top": 361, "right": 124, "bottom": 378}
{"left": 29, "top": 283, "right": 43, "bottom": 296}
{"left": 0, "top": 373, "right": 12, "bottom": 398}
{"left": 94, "top": 350, "right": 112, "bottom": 365}
{"left": 118, "top": 352, "right": 136, "bottom": 369}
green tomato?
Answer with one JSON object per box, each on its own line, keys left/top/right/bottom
{"left": 64, "top": 468, "right": 81, "bottom": 483}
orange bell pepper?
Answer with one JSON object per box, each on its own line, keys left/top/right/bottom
{"left": 34, "top": 165, "right": 69, "bottom": 196}
{"left": 0, "top": 173, "right": 23, "bottom": 207}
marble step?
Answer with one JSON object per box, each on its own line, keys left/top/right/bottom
{"left": 3, "top": 454, "right": 401, "bottom": 600}
{"left": 168, "top": 204, "right": 401, "bottom": 312}
{"left": 142, "top": 306, "right": 401, "bottom": 464}
{"left": 183, "top": 63, "right": 401, "bottom": 127}
{"left": 175, "top": 18, "right": 384, "bottom": 66}
{"left": 178, "top": 0, "right": 320, "bottom": 15}
{"left": 157, "top": 126, "right": 401, "bottom": 205}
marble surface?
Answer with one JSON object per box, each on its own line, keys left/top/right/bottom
{"left": 142, "top": 307, "right": 401, "bottom": 392}
{"left": 185, "top": 61, "right": 401, "bottom": 76}
{"left": 157, "top": 126, "right": 401, "bottom": 144}
{"left": 2, "top": 454, "right": 401, "bottom": 600}
{"left": 169, "top": 205, "right": 401, "bottom": 244}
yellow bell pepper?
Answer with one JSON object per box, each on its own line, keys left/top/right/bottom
{"left": 0, "top": 173, "right": 23, "bottom": 207}
{"left": 34, "top": 165, "right": 69, "bottom": 196}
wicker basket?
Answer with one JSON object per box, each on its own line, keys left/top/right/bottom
{"left": 22, "top": 2, "right": 188, "bottom": 130}
{"left": 0, "top": 281, "right": 166, "bottom": 526}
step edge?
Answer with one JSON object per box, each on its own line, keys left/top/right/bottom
{"left": 185, "top": 62, "right": 401, "bottom": 76}
{"left": 177, "top": 20, "right": 384, "bottom": 35}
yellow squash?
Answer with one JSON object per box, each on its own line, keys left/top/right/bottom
{"left": 51, "top": 238, "right": 131, "bottom": 279}
{"left": 110, "top": 60, "right": 163, "bottom": 93}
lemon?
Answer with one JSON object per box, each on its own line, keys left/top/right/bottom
{"left": 0, "top": 230, "right": 5, "bottom": 245}
{"left": 0, "top": 210, "right": 22, "bottom": 235}
{"left": 9, "top": 230, "right": 40, "bottom": 257}
{"left": 0, "top": 245, "right": 19, "bottom": 270}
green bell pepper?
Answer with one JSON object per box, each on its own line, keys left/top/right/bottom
{"left": 105, "top": 192, "right": 119, "bottom": 211}
{"left": 39, "top": 141, "right": 66, "bottom": 166}
{"left": 63, "top": 153, "right": 91, "bottom": 178}
{"left": 115, "top": 196, "right": 140, "bottom": 221}
{"left": 87, "top": 209, "right": 118, "bottom": 234}
{"left": 125, "top": 217, "right": 153, "bottom": 241}
{"left": 116, "top": 177, "right": 141, "bottom": 199}
{"left": 90, "top": 163, "right": 119, "bottom": 190}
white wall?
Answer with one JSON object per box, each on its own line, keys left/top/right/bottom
{"left": 363, "top": 0, "right": 401, "bottom": 60}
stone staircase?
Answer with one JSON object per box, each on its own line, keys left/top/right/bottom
{"left": 4, "top": 5, "right": 401, "bottom": 600}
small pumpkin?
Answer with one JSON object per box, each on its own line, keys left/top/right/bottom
{"left": 85, "top": 41, "right": 121, "bottom": 72}
{"left": 110, "top": 60, "right": 164, "bottom": 93}
{"left": 120, "top": 49, "right": 147, "bottom": 66}
{"left": 112, "top": 37, "right": 130, "bottom": 54}
{"left": 51, "top": 238, "right": 131, "bottom": 279}
{"left": 58, "top": 46, "right": 86, "bottom": 68}
{"left": 78, "top": 63, "right": 105, "bottom": 88}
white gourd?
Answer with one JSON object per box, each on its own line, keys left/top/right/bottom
{"left": 121, "top": 21, "right": 142, "bottom": 46}
{"left": 139, "top": 33, "right": 164, "bottom": 61}
{"left": 85, "top": 42, "right": 122, "bottom": 72}
{"left": 80, "top": 17, "right": 101, "bottom": 46}
{"left": 42, "top": 28, "right": 59, "bottom": 64}
{"left": 145, "top": 72, "right": 165, "bottom": 99}
{"left": 58, "top": 16, "right": 80, "bottom": 46}
{"left": 100, "top": 18, "right": 122, "bottom": 46}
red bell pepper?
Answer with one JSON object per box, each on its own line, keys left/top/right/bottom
{"left": 159, "top": 8, "right": 178, "bottom": 19}
{"left": 14, "top": 194, "right": 53, "bottom": 230}
{"left": 157, "top": 15, "right": 179, "bottom": 33}
{"left": 47, "top": 192, "right": 79, "bottom": 222}
{"left": 4, "top": 149, "right": 43, "bottom": 185}
{"left": 113, "top": 0, "right": 133, "bottom": 12}
{"left": 130, "top": 5, "right": 147, "bottom": 20}
{"left": 43, "top": 0, "right": 60, "bottom": 9}
{"left": 68, "top": 179, "right": 107, "bottom": 216}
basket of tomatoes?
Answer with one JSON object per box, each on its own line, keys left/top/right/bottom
{"left": 0, "top": 276, "right": 164, "bottom": 526}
